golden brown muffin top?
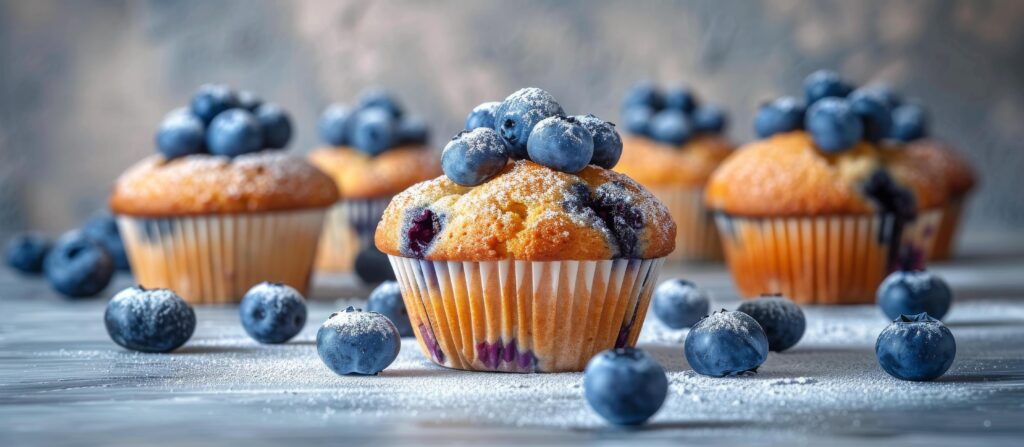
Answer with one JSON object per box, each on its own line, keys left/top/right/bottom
{"left": 374, "top": 160, "right": 676, "bottom": 261}
{"left": 902, "top": 139, "right": 977, "bottom": 197}
{"left": 615, "top": 135, "right": 733, "bottom": 187}
{"left": 110, "top": 152, "right": 339, "bottom": 217}
{"left": 308, "top": 145, "right": 441, "bottom": 199}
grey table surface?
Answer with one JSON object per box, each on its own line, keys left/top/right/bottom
{"left": 2, "top": 232, "right": 1023, "bottom": 447}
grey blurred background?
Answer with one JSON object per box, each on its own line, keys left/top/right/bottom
{"left": 2, "top": 0, "right": 1023, "bottom": 239}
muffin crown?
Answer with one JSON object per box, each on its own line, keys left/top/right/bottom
{"left": 308, "top": 145, "right": 440, "bottom": 199}
{"left": 616, "top": 135, "right": 733, "bottom": 187}
{"left": 902, "top": 139, "right": 976, "bottom": 197}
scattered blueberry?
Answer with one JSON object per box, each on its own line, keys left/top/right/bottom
{"left": 397, "top": 116, "right": 430, "bottom": 145}
{"left": 649, "top": 110, "right": 693, "bottom": 145}
{"left": 190, "top": 84, "right": 240, "bottom": 124}
{"left": 527, "top": 115, "right": 594, "bottom": 174}
{"left": 652, "top": 279, "right": 709, "bottom": 329}
{"left": 889, "top": 103, "right": 928, "bottom": 142}
{"left": 622, "top": 106, "right": 655, "bottom": 136}
{"left": 875, "top": 313, "right": 956, "bottom": 381}
{"left": 254, "top": 103, "right": 292, "bottom": 149}
{"left": 583, "top": 348, "right": 668, "bottom": 426}
{"left": 317, "top": 306, "right": 401, "bottom": 375}
{"left": 621, "top": 81, "right": 663, "bottom": 110}
{"left": 464, "top": 101, "right": 501, "bottom": 130}
{"left": 684, "top": 310, "right": 769, "bottom": 377}
{"left": 357, "top": 88, "right": 403, "bottom": 118}
{"left": 4, "top": 232, "right": 51, "bottom": 274}
{"left": 156, "top": 108, "right": 205, "bottom": 159}
{"left": 803, "top": 69, "right": 852, "bottom": 105}
{"left": 319, "top": 103, "right": 354, "bottom": 146}
{"left": 754, "top": 96, "right": 804, "bottom": 138}
{"left": 877, "top": 270, "right": 952, "bottom": 321}
{"left": 805, "top": 97, "right": 864, "bottom": 153}
{"left": 692, "top": 105, "right": 727, "bottom": 134}
{"left": 354, "top": 247, "right": 396, "bottom": 285}
{"left": 574, "top": 114, "right": 623, "bottom": 169}
{"left": 848, "top": 88, "right": 893, "bottom": 142}
{"left": 206, "top": 108, "right": 264, "bottom": 157}
{"left": 367, "top": 281, "right": 412, "bottom": 337}
{"left": 82, "top": 212, "right": 129, "bottom": 271}
{"left": 236, "top": 90, "right": 263, "bottom": 111}
{"left": 239, "top": 282, "right": 307, "bottom": 344}
{"left": 736, "top": 295, "right": 806, "bottom": 352}
{"left": 44, "top": 230, "right": 114, "bottom": 298}
{"left": 442, "top": 128, "right": 509, "bottom": 186}
{"left": 351, "top": 107, "right": 399, "bottom": 156}
{"left": 663, "top": 86, "right": 698, "bottom": 113}
{"left": 104, "top": 286, "right": 196, "bottom": 353}
{"left": 494, "top": 88, "right": 565, "bottom": 159}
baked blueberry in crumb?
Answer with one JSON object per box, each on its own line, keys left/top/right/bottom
{"left": 351, "top": 107, "right": 399, "bottom": 156}
{"left": 4, "top": 232, "right": 51, "bottom": 274}
{"left": 190, "top": 83, "right": 240, "bottom": 125}
{"left": 622, "top": 106, "right": 655, "bottom": 136}
{"left": 206, "top": 108, "right": 264, "bottom": 157}
{"left": 736, "top": 295, "right": 806, "bottom": 352}
{"left": 318, "top": 104, "right": 354, "bottom": 146}
{"left": 105, "top": 286, "right": 196, "bottom": 353}
{"left": 354, "top": 247, "right": 397, "bottom": 285}
{"left": 583, "top": 348, "right": 668, "bottom": 426}
{"left": 402, "top": 208, "right": 442, "bottom": 258}
{"left": 464, "top": 101, "right": 501, "bottom": 131}
{"left": 239, "top": 282, "right": 307, "bottom": 344}
{"left": 254, "top": 103, "right": 293, "bottom": 149}
{"left": 754, "top": 96, "right": 804, "bottom": 138}
{"left": 82, "top": 211, "right": 130, "bottom": 271}
{"left": 44, "top": 230, "right": 114, "bottom": 298}
{"left": 156, "top": 108, "right": 206, "bottom": 159}
{"left": 317, "top": 306, "right": 401, "bottom": 375}
{"left": 877, "top": 269, "right": 952, "bottom": 321}
{"left": 876, "top": 313, "right": 955, "bottom": 381}
{"left": 563, "top": 182, "right": 645, "bottom": 258}
{"left": 442, "top": 128, "right": 510, "bottom": 186}
{"left": 890, "top": 103, "right": 928, "bottom": 142}
{"left": 527, "top": 115, "right": 594, "bottom": 174}
{"left": 574, "top": 114, "right": 623, "bottom": 169}
{"left": 649, "top": 110, "right": 693, "bottom": 145}
{"left": 684, "top": 310, "right": 769, "bottom": 377}
{"left": 803, "top": 69, "right": 852, "bottom": 105}
{"left": 652, "top": 279, "right": 709, "bottom": 329}
{"left": 861, "top": 169, "right": 917, "bottom": 269}
{"left": 692, "top": 105, "right": 728, "bottom": 134}
{"left": 368, "top": 281, "right": 413, "bottom": 337}
{"left": 494, "top": 87, "right": 564, "bottom": 159}
{"left": 805, "top": 97, "right": 863, "bottom": 152}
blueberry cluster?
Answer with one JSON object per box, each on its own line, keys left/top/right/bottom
{"left": 755, "top": 70, "right": 930, "bottom": 153}
{"left": 157, "top": 84, "right": 293, "bottom": 160}
{"left": 445, "top": 88, "right": 623, "bottom": 186}
{"left": 318, "top": 88, "right": 430, "bottom": 156}
{"left": 620, "top": 82, "right": 729, "bottom": 145}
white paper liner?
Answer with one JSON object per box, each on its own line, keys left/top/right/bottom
{"left": 118, "top": 209, "right": 326, "bottom": 305}
{"left": 389, "top": 256, "right": 665, "bottom": 373}
{"left": 315, "top": 197, "right": 393, "bottom": 272}
{"left": 647, "top": 186, "right": 722, "bottom": 262}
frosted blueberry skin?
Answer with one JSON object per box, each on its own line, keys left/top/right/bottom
{"left": 156, "top": 108, "right": 206, "bottom": 159}
{"left": 692, "top": 105, "right": 728, "bottom": 134}
{"left": 649, "top": 110, "right": 693, "bottom": 145}
{"left": 573, "top": 114, "right": 623, "bottom": 170}
{"left": 82, "top": 211, "right": 129, "bottom": 271}
{"left": 621, "top": 81, "right": 664, "bottom": 111}
{"left": 441, "top": 128, "right": 510, "bottom": 186}
{"left": 754, "top": 96, "right": 804, "bottom": 138}
{"left": 353, "top": 247, "right": 396, "bottom": 285}
{"left": 4, "top": 232, "right": 51, "bottom": 274}
{"left": 357, "top": 88, "right": 404, "bottom": 119}
{"left": 736, "top": 295, "right": 806, "bottom": 352}
{"left": 44, "top": 230, "right": 114, "bottom": 298}
{"left": 527, "top": 115, "right": 594, "bottom": 174}
{"left": 239, "top": 282, "right": 307, "bottom": 344}
{"left": 206, "top": 108, "right": 264, "bottom": 157}
{"left": 318, "top": 104, "right": 354, "bottom": 146}
{"left": 351, "top": 107, "right": 399, "bottom": 156}
{"left": 805, "top": 97, "right": 863, "bottom": 153}
{"left": 684, "top": 310, "right": 769, "bottom": 377}
{"left": 583, "top": 348, "right": 668, "bottom": 426}
{"left": 848, "top": 88, "right": 893, "bottom": 142}
{"left": 397, "top": 116, "right": 430, "bottom": 145}
{"left": 622, "top": 106, "right": 655, "bottom": 136}
{"left": 877, "top": 270, "right": 952, "bottom": 321}
{"left": 254, "top": 103, "right": 293, "bottom": 149}
{"left": 803, "top": 69, "right": 852, "bottom": 105}
{"left": 104, "top": 286, "right": 196, "bottom": 353}
{"left": 494, "top": 87, "right": 565, "bottom": 159}
{"left": 651, "top": 279, "right": 709, "bottom": 329}
{"left": 190, "top": 83, "right": 240, "bottom": 125}
{"left": 367, "top": 281, "right": 413, "bottom": 337}
{"left": 317, "top": 306, "right": 401, "bottom": 375}
{"left": 464, "top": 101, "right": 501, "bottom": 131}
{"left": 875, "top": 313, "right": 956, "bottom": 381}
{"left": 663, "top": 86, "right": 697, "bottom": 113}
{"left": 890, "top": 103, "right": 928, "bottom": 142}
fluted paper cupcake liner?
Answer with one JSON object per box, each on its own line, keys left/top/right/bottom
{"left": 315, "top": 197, "right": 393, "bottom": 272}
{"left": 389, "top": 256, "right": 665, "bottom": 373}
{"left": 647, "top": 186, "right": 722, "bottom": 262}
{"left": 904, "top": 208, "right": 944, "bottom": 265}
{"left": 118, "top": 209, "right": 326, "bottom": 305}
{"left": 930, "top": 198, "right": 966, "bottom": 261}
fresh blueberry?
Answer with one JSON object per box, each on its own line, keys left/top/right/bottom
{"left": 889, "top": 103, "right": 928, "bottom": 142}
{"left": 494, "top": 88, "right": 565, "bottom": 159}
{"left": 574, "top": 114, "right": 623, "bottom": 169}
{"left": 877, "top": 270, "right": 952, "bottom": 321}
{"left": 351, "top": 107, "right": 398, "bottom": 156}
{"left": 652, "top": 279, "right": 709, "bottom": 329}
{"left": 805, "top": 97, "right": 864, "bottom": 153}
{"left": 684, "top": 310, "right": 769, "bottom": 377}
{"left": 649, "top": 110, "right": 693, "bottom": 145}
{"left": 621, "top": 81, "right": 663, "bottom": 110}
{"left": 367, "top": 281, "right": 412, "bottom": 337}
{"left": 357, "top": 88, "right": 403, "bottom": 118}
{"left": 442, "top": 127, "right": 510, "bottom": 186}
{"left": 527, "top": 115, "right": 594, "bottom": 174}
{"left": 692, "top": 105, "right": 728, "bottom": 134}
{"left": 803, "top": 69, "right": 852, "bottom": 105}
{"left": 4, "top": 232, "right": 51, "bottom": 274}
{"left": 875, "top": 313, "right": 956, "bottom": 381}
{"left": 354, "top": 247, "right": 396, "bottom": 285}
{"left": 206, "top": 108, "right": 264, "bottom": 157}
{"left": 82, "top": 212, "right": 129, "bottom": 271}
{"left": 663, "top": 86, "right": 697, "bottom": 113}
{"left": 622, "top": 106, "right": 655, "bottom": 136}
{"left": 848, "top": 88, "right": 893, "bottom": 142}
{"left": 397, "top": 116, "right": 430, "bottom": 145}
{"left": 254, "top": 103, "right": 292, "bottom": 149}
{"left": 316, "top": 306, "right": 401, "bottom": 375}
{"left": 43, "top": 230, "right": 114, "bottom": 298}
{"left": 754, "top": 96, "right": 804, "bottom": 138}
{"left": 583, "top": 348, "right": 668, "bottom": 426}
{"left": 239, "top": 282, "right": 307, "bottom": 344}
{"left": 858, "top": 83, "right": 902, "bottom": 109}
{"left": 156, "top": 108, "right": 205, "bottom": 159}
{"left": 464, "top": 101, "right": 501, "bottom": 131}
{"left": 736, "top": 295, "right": 806, "bottom": 352}
{"left": 236, "top": 90, "right": 263, "bottom": 111}
{"left": 318, "top": 103, "right": 354, "bottom": 146}
{"left": 190, "top": 83, "right": 240, "bottom": 124}
{"left": 104, "top": 286, "right": 195, "bottom": 353}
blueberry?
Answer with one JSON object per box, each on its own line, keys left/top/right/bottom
{"left": 318, "top": 104, "right": 354, "bottom": 146}
{"left": 684, "top": 310, "right": 769, "bottom": 377}
{"left": 4, "top": 232, "right": 51, "bottom": 274}
{"left": 43, "top": 230, "right": 114, "bottom": 298}
{"left": 889, "top": 103, "right": 928, "bottom": 142}
{"left": 236, "top": 90, "right": 263, "bottom": 111}
{"left": 652, "top": 279, "right": 709, "bottom": 329}
{"left": 464, "top": 101, "right": 501, "bottom": 130}
{"left": 805, "top": 97, "right": 863, "bottom": 153}
{"left": 190, "top": 84, "right": 240, "bottom": 125}
{"left": 848, "top": 88, "right": 894, "bottom": 142}
{"left": 82, "top": 211, "right": 130, "bottom": 271}
{"left": 397, "top": 116, "right": 430, "bottom": 145}
{"left": 621, "top": 81, "right": 663, "bottom": 110}
{"left": 565, "top": 181, "right": 645, "bottom": 258}
{"left": 649, "top": 110, "right": 693, "bottom": 145}
{"left": 858, "top": 83, "right": 902, "bottom": 109}
{"left": 692, "top": 105, "right": 727, "bottom": 134}
{"left": 574, "top": 114, "right": 623, "bottom": 169}
{"left": 622, "top": 106, "right": 655, "bottom": 136}
{"left": 316, "top": 306, "right": 401, "bottom": 375}
{"left": 351, "top": 107, "right": 399, "bottom": 156}
{"left": 156, "top": 108, "right": 205, "bottom": 159}
{"left": 442, "top": 128, "right": 509, "bottom": 186}
{"left": 583, "top": 348, "right": 668, "bottom": 426}
{"left": 402, "top": 208, "right": 442, "bottom": 258}
{"left": 104, "top": 286, "right": 195, "bottom": 353}
{"left": 239, "top": 282, "right": 307, "bottom": 344}
{"left": 367, "top": 281, "right": 412, "bottom": 337}
{"left": 357, "top": 88, "right": 403, "bottom": 118}
{"left": 754, "top": 96, "right": 805, "bottom": 138}
{"left": 875, "top": 313, "right": 956, "bottom": 381}
{"left": 354, "top": 247, "right": 396, "bottom": 285}
{"left": 254, "top": 103, "right": 292, "bottom": 149}
{"left": 206, "top": 108, "right": 264, "bottom": 157}
{"left": 663, "top": 86, "right": 697, "bottom": 113}
{"left": 877, "top": 270, "right": 952, "bottom": 321}
{"left": 527, "top": 115, "right": 594, "bottom": 174}
{"left": 736, "top": 295, "right": 806, "bottom": 352}
{"left": 803, "top": 69, "right": 852, "bottom": 105}
{"left": 494, "top": 88, "right": 565, "bottom": 159}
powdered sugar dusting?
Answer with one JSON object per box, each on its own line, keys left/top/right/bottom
{"left": 321, "top": 308, "right": 397, "bottom": 340}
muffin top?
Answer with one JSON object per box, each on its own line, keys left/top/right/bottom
{"left": 110, "top": 152, "right": 339, "bottom": 217}
{"left": 902, "top": 139, "right": 977, "bottom": 197}
{"left": 308, "top": 145, "right": 440, "bottom": 199}
{"left": 615, "top": 135, "right": 733, "bottom": 187}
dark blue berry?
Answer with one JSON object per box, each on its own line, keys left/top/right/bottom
{"left": 239, "top": 282, "right": 307, "bottom": 344}
{"left": 397, "top": 116, "right": 430, "bottom": 145}
{"left": 890, "top": 103, "right": 928, "bottom": 142}
{"left": 494, "top": 88, "right": 565, "bottom": 159}
{"left": 105, "top": 286, "right": 195, "bottom": 353}
{"left": 351, "top": 107, "right": 398, "bottom": 156}
{"left": 649, "top": 110, "right": 692, "bottom": 145}
{"left": 583, "top": 348, "right": 668, "bottom": 426}
{"left": 254, "top": 103, "right": 292, "bottom": 149}
{"left": 621, "top": 81, "right": 663, "bottom": 110}
{"left": 754, "top": 96, "right": 804, "bottom": 138}
{"left": 236, "top": 90, "right": 263, "bottom": 111}
{"left": 684, "top": 310, "right": 769, "bottom": 377}
{"left": 319, "top": 104, "right": 354, "bottom": 146}
{"left": 156, "top": 108, "right": 205, "bottom": 159}
{"left": 403, "top": 208, "right": 442, "bottom": 258}
{"left": 692, "top": 105, "right": 728, "bottom": 134}
{"left": 357, "top": 88, "right": 403, "bottom": 118}
{"left": 82, "top": 211, "right": 129, "bottom": 271}
{"left": 442, "top": 128, "right": 510, "bottom": 186}
{"left": 858, "top": 83, "right": 902, "bottom": 109}
{"left": 574, "top": 114, "right": 622, "bottom": 170}
{"left": 875, "top": 313, "right": 956, "bottom": 381}
{"left": 663, "top": 86, "right": 698, "bottom": 113}
{"left": 367, "top": 281, "right": 412, "bottom": 337}
{"left": 736, "top": 295, "right": 806, "bottom": 352}
{"left": 354, "top": 247, "right": 396, "bottom": 285}
{"left": 803, "top": 69, "right": 852, "bottom": 105}
{"left": 877, "top": 270, "right": 952, "bottom": 321}
{"left": 190, "top": 84, "right": 240, "bottom": 125}
{"left": 464, "top": 101, "right": 501, "bottom": 130}
{"left": 206, "top": 109, "right": 264, "bottom": 157}
{"left": 568, "top": 181, "right": 644, "bottom": 258}
{"left": 4, "top": 232, "right": 51, "bottom": 274}
{"left": 317, "top": 306, "right": 401, "bottom": 375}
{"left": 622, "top": 106, "right": 655, "bottom": 136}
{"left": 652, "top": 279, "right": 709, "bottom": 329}
{"left": 805, "top": 97, "right": 863, "bottom": 153}
{"left": 527, "top": 115, "right": 594, "bottom": 174}
{"left": 848, "top": 88, "right": 893, "bottom": 142}
{"left": 44, "top": 230, "right": 114, "bottom": 298}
